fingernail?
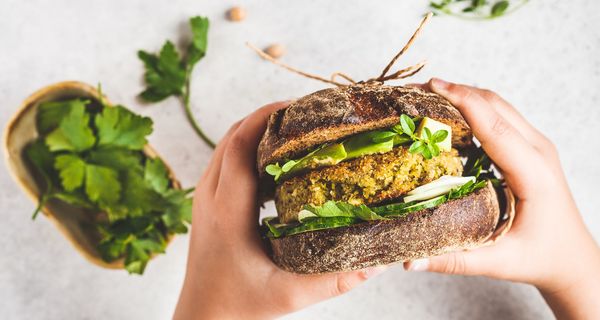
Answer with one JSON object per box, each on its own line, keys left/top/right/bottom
{"left": 430, "top": 78, "right": 450, "bottom": 92}
{"left": 362, "top": 265, "right": 388, "bottom": 279}
{"left": 407, "top": 258, "right": 429, "bottom": 272}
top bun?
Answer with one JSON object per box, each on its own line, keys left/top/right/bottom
{"left": 257, "top": 85, "right": 473, "bottom": 176}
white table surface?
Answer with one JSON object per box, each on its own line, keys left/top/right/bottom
{"left": 1, "top": 0, "right": 598, "bottom": 319}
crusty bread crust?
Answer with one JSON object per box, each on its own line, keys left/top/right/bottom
{"left": 269, "top": 182, "right": 500, "bottom": 274}
{"left": 257, "top": 85, "right": 472, "bottom": 176}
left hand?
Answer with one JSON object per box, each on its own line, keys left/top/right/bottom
{"left": 173, "top": 101, "right": 387, "bottom": 320}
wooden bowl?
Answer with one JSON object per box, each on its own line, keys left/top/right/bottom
{"left": 3, "top": 81, "right": 179, "bottom": 269}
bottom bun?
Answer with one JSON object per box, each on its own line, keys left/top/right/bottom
{"left": 269, "top": 181, "right": 501, "bottom": 274}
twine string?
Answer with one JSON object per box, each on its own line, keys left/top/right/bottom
{"left": 247, "top": 12, "right": 434, "bottom": 87}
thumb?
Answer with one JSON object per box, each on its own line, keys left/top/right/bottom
{"left": 404, "top": 248, "right": 501, "bottom": 276}
{"left": 306, "top": 265, "right": 388, "bottom": 298}
{"left": 278, "top": 265, "right": 388, "bottom": 312}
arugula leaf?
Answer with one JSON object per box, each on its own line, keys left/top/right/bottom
{"left": 304, "top": 201, "right": 354, "bottom": 218}
{"left": 263, "top": 178, "right": 492, "bottom": 238}
{"left": 448, "top": 180, "right": 487, "bottom": 199}
{"left": 95, "top": 106, "right": 153, "bottom": 150}
{"left": 285, "top": 216, "right": 359, "bottom": 236}
{"left": 262, "top": 217, "right": 285, "bottom": 238}
{"left": 463, "top": 146, "right": 499, "bottom": 183}
{"left": 265, "top": 163, "right": 284, "bottom": 181}
{"left": 54, "top": 154, "right": 86, "bottom": 191}
{"left": 45, "top": 101, "right": 96, "bottom": 152}
{"left": 303, "top": 200, "right": 387, "bottom": 221}
{"left": 336, "top": 202, "right": 386, "bottom": 221}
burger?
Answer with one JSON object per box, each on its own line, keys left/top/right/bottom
{"left": 257, "top": 84, "right": 511, "bottom": 274}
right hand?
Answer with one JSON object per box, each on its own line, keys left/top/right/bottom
{"left": 404, "top": 78, "right": 600, "bottom": 319}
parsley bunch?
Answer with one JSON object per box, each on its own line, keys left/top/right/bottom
{"left": 138, "top": 16, "right": 216, "bottom": 149}
{"left": 429, "top": 0, "right": 528, "bottom": 20}
{"left": 25, "top": 94, "right": 192, "bottom": 274}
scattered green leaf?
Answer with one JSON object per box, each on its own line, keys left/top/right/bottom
{"left": 429, "top": 0, "right": 527, "bottom": 20}
{"left": 138, "top": 16, "right": 215, "bottom": 148}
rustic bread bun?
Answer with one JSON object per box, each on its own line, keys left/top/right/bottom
{"left": 269, "top": 181, "right": 500, "bottom": 274}
{"left": 257, "top": 85, "right": 473, "bottom": 176}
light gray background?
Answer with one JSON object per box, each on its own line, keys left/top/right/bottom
{"left": 1, "top": 0, "right": 598, "bottom": 319}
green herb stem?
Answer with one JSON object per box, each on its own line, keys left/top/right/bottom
{"left": 182, "top": 73, "right": 216, "bottom": 149}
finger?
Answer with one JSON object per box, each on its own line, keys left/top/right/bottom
{"left": 199, "top": 120, "right": 243, "bottom": 193}
{"left": 215, "top": 101, "right": 289, "bottom": 197}
{"left": 404, "top": 241, "right": 514, "bottom": 280}
{"left": 409, "top": 81, "right": 548, "bottom": 149}
{"left": 467, "top": 87, "right": 551, "bottom": 152}
{"left": 405, "top": 83, "right": 430, "bottom": 91}
{"left": 428, "top": 78, "right": 543, "bottom": 198}
{"left": 271, "top": 266, "right": 388, "bottom": 312}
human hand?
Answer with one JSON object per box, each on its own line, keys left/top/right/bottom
{"left": 404, "top": 78, "right": 600, "bottom": 319}
{"left": 173, "top": 102, "right": 387, "bottom": 320}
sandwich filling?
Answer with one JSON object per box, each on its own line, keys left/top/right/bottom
{"left": 275, "top": 147, "right": 463, "bottom": 223}
{"left": 262, "top": 114, "right": 498, "bottom": 238}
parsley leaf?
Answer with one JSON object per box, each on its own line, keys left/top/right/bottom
{"left": 138, "top": 16, "right": 215, "bottom": 149}
{"left": 187, "top": 16, "right": 209, "bottom": 66}
{"left": 45, "top": 101, "right": 96, "bottom": 152}
{"left": 95, "top": 106, "right": 153, "bottom": 150}
{"left": 109, "top": 170, "right": 167, "bottom": 220}
{"left": 138, "top": 41, "right": 186, "bottom": 102}
{"left": 85, "top": 164, "right": 121, "bottom": 204}
{"left": 87, "top": 147, "right": 143, "bottom": 171}
{"left": 54, "top": 154, "right": 86, "bottom": 192}
{"left": 161, "top": 188, "right": 193, "bottom": 233}
{"left": 36, "top": 99, "right": 84, "bottom": 135}
{"left": 144, "top": 158, "right": 169, "bottom": 194}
